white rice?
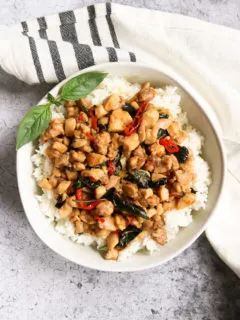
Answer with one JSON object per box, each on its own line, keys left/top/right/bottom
{"left": 32, "top": 75, "right": 211, "bottom": 261}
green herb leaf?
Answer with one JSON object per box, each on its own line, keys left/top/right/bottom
{"left": 60, "top": 72, "right": 108, "bottom": 101}
{"left": 76, "top": 177, "right": 102, "bottom": 189}
{"left": 105, "top": 188, "right": 149, "bottom": 220}
{"left": 117, "top": 226, "right": 142, "bottom": 249}
{"left": 16, "top": 104, "right": 51, "bottom": 150}
{"left": 159, "top": 113, "right": 169, "bottom": 119}
{"left": 157, "top": 129, "right": 168, "bottom": 139}
{"left": 47, "top": 93, "right": 62, "bottom": 106}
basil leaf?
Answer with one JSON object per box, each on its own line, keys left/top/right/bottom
{"left": 105, "top": 188, "right": 149, "bottom": 220}
{"left": 16, "top": 104, "right": 51, "bottom": 150}
{"left": 47, "top": 93, "right": 62, "bottom": 106}
{"left": 117, "top": 226, "right": 142, "bottom": 249}
{"left": 76, "top": 177, "right": 102, "bottom": 189}
{"left": 60, "top": 72, "right": 108, "bottom": 101}
{"left": 157, "top": 129, "right": 168, "bottom": 139}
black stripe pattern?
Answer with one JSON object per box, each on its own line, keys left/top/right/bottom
{"left": 88, "top": 5, "right": 102, "bottom": 46}
{"left": 20, "top": 4, "right": 137, "bottom": 84}
{"left": 21, "top": 22, "right": 45, "bottom": 83}
{"left": 106, "top": 3, "right": 120, "bottom": 49}
{"left": 37, "top": 17, "right": 66, "bottom": 81}
{"left": 59, "top": 11, "right": 95, "bottom": 70}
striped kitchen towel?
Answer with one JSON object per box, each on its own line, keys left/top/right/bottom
{"left": 1, "top": 2, "right": 240, "bottom": 277}
{"left": 0, "top": 3, "right": 136, "bottom": 84}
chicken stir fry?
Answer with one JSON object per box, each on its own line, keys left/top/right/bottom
{"left": 39, "top": 82, "right": 196, "bottom": 260}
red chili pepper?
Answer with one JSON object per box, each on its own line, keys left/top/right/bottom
{"left": 85, "top": 132, "right": 94, "bottom": 142}
{"left": 80, "top": 200, "right": 103, "bottom": 210}
{"left": 78, "top": 113, "right": 84, "bottom": 121}
{"left": 95, "top": 215, "right": 105, "bottom": 223}
{"left": 159, "top": 137, "right": 179, "bottom": 153}
{"left": 124, "top": 101, "right": 148, "bottom": 136}
{"left": 107, "top": 160, "right": 115, "bottom": 176}
{"left": 43, "top": 139, "right": 48, "bottom": 143}
{"left": 75, "top": 189, "right": 103, "bottom": 210}
{"left": 75, "top": 189, "right": 83, "bottom": 200}
{"left": 89, "top": 107, "right": 97, "bottom": 130}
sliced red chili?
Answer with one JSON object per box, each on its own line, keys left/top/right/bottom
{"left": 78, "top": 113, "right": 84, "bottom": 121}
{"left": 123, "top": 101, "right": 148, "bottom": 136}
{"left": 80, "top": 200, "right": 103, "bottom": 210}
{"left": 75, "top": 189, "right": 83, "bottom": 200}
{"left": 159, "top": 137, "right": 179, "bottom": 153}
{"left": 88, "top": 107, "right": 97, "bottom": 130}
{"left": 85, "top": 132, "right": 94, "bottom": 142}
{"left": 107, "top": 160, "right": 115, "bottom": 175}
{"left": 128, "top": 215, "right": 135, "bottom": 225}
{"left": 43, "top": 139, "right": 48, "bottom": 143}
{"left": 95, "top": 215, "right": 105, "bottom": 223}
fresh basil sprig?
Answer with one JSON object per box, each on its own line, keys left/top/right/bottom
{"left": 16, "top": 104, "right": 51, "bottom": 150}
{"left": 16, "top": 71, "right": 108, "bottom": 150}
{"left": 60, "top": 72, "right": 108, "bottom": 101}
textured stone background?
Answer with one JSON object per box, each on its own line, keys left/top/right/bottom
{"left": 0, "top": 1, "right": 240, "bottom": 319}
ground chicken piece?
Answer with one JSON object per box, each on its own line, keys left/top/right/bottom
{"left": 86, "top": 153, "right": 107, "bottom": 167}
{"left": 146, "top": 208, "right": 157, "bottom": 218}
{"left": 157, "top": 118, "right": 173, "bottom": 130}
{"left": 109, "top": 109, "right": 132, "bottom": 132}
{"left": 65, "top": 118, "right": 76, "bottom": 137}
{"left": 121, "top": 133, "right": 140, "bottom": 157}
{"left": 46, "top": 148, "right": 61, "bottom": 160}
{"left": 149, "top": 143, "right": 165, "bottom": 157}
{"left": 143, "top": 220, "right": 154, "bottom": 231}
{"left": 58, "top": 202, "right": 72, "bottom": 218}
{"left": 168, "top": 121, "right": 187, "bottom": 143}
{"left": 74, "top": 220, "right": 84, "bottom": 234}
{"left": 175, "top": 170, "right": 193, "bottom": 186}
{"left": 128, "top": 156, "right": 146, "bottom": 169}
{"left": 95, "top": 104, "right": 108, "bottom": 119}
{"left": 57, "top": 180, "right": 71, "bottom": 195}
{"left": 177, "top": 192, "right": 196, "bottom": 209}
{"left": 54, "top": 153, "right": 69, "bottom": 168}
{"left": 138, "top": 87, "right": 156, "bottom": 102}
{"left": 71, "top": 138, "right": 87, "bottom": 149}
{"left": 151, "top": 170, "right": 166, "bottom": 182}
{"left": 171, "top": 154, "right": 179, "bottom": 171}
{"left": 163, "top": 199, "right": 177, "bottom": 211}
{"left": 95, "top": 186, "right": 107, "bottom": 199}
{"left": 94, "top": 131, "right": 111, "bottom": 155}
{"left": 52, "top": 141, "right": 68, "bottom": 154}
{"left": 114, "top": 214, "right": 127, "bottom": 231}
{"left": 152, "top": 228, "right": 167, "bottom": 245}
{"left": 98, "top": 216, "right": 116, "bottom": 231}
{"left": 66, "top": 196, "right": 79, "bottom": 208}
{"left": 93, "top": 200, "right": 114, "bottom": 217}
{"left": 70, "top": 150, "right": 86, "bottom": 163}
{"left": 106, "top": 175, "right": 120, "bottom": 190}
{"left": 81, "top": 168, "right": 105, "bottom": 181}
{"left": 73, "top": 163, "right": 85, "bottom": 171}
{"left": 122, "top": 181, "right": 138, "bottom": 199}
{"left": 39, "top": 178, "right": 52, "bottom": 190}
{"left": 108, "top": 133, "right": 120, "bottom": 160}
{"left": 48, "top": 176, "right": 58, "bottom": 188}
{"left": 104, "top": 94, "right": 123, "bottom": 111}
{"left": 147, "top": 195, "right": 160, "bottom": 207}
{"left": 98, "top": 116, "right": 109, "bottom": 126}
{"left": 65, "top": 169, "right": 78, "bottom": 181}
{"left": 95, "top": 228, "right": 111, "bottom": 239}
{"left": 157, "top": 186, "right": 169, "bottom": 202}
{"left": 145, "top": 155, "right": 161, "bottom": 172}
{"left": 105, "top": 248, "right": 119, "bottom": 260}
{"left": 139, "top": 188, "right": 154, "bottom": 199}
{"left": 141, "top": 107, "right": 159, "bottom": 129}
{"left": 157, "top": 155, "right": 173, "bottom": 173}
{"left": 128, "top": 146, "right": 147, "bottom": 169}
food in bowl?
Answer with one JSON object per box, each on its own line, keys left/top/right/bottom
{"left": 20, "top": 72, "right": 211, "bottom": 261}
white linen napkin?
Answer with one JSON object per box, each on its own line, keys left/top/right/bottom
{"left": 0, "top": 2, "right": 239, "bottom": 276}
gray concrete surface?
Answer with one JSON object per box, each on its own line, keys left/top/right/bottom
{"left": 0, "top": 1, "right": 240, "bottom": 319}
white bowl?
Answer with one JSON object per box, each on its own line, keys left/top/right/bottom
{"left": 17, "top": 62, "right": 225, "bottom": 272}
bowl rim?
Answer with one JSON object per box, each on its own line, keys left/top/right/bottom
{"left": 16, "top": 61, "right": 226, "bottom": 272}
